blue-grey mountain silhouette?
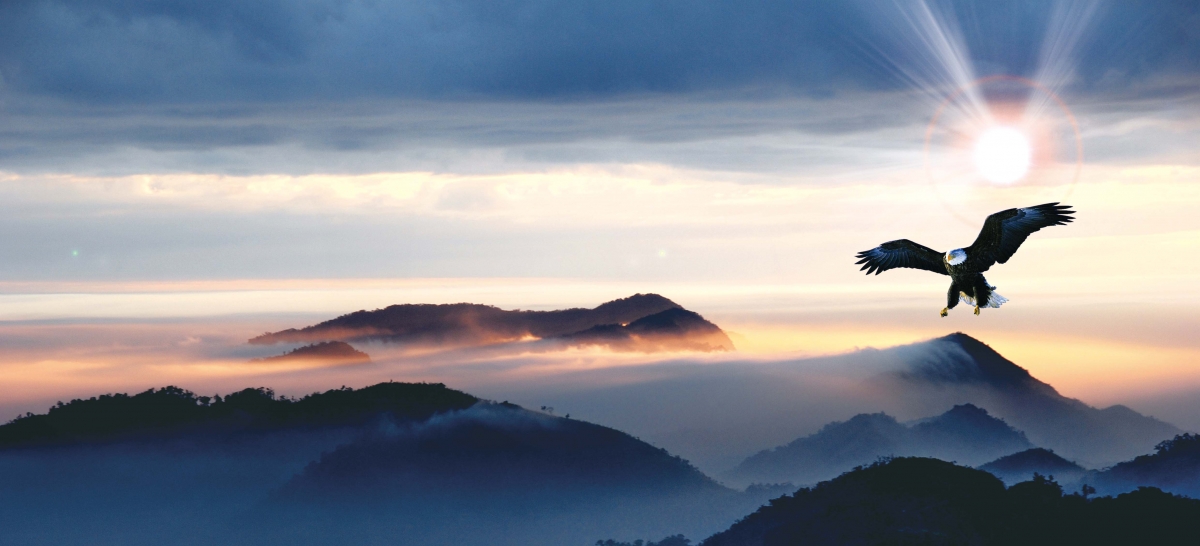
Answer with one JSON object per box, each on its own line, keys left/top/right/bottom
{"left": 1091, "top": 434, "right": 1200, "bottom": 498}
{"left": 0, "top": 381, "right": 767, "bottom": 546}
{"left": 883, "top": 333, "right": 1180, "bottom": 466}
{"left": 269, "top": 401, "right": 769, "bottom": 544}
{"left": 730, "top": 404, "right": 1031, "bottom": 485}
{"left": 979, "top": 448, "right": 1087, "bottom": 485}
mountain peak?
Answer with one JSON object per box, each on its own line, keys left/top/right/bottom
{"left": 980, "top": 448, "right": 1082, "bottom": 472}
{"left": 253, "top": 341, "right": 370, "bottom": 364}
{"left": 902, "top": 333, "right": 1041, "bottom": 392}
{"left": 593, "top": 293, "right": 679, "bottom": 312}
{"left": 978, "top": 448, "right": 1086, "bottom": 486}
{"left": 565, "top": 307, "right": 734, "bottom": 352}
{"left": 890, "top": 333, "right": 1181, "bottom": 466}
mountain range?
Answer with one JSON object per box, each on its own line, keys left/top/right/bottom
{"left": 880, "top": 333, "right": 1181, "bottom": 466}
{"left": 724, "top": 334, "right": 1183, "bottom": 486}
{"left": 488, "top": 332, "right": 1181, "bottom": 475}
{"left": 0, "top": 381, "right": 776, "bottom": 546}
{"left": 730, "top": 404, "right": 1032, "bottom": 485}
{"left": 1, "top": 332, "right": 1195, "bottom": 545}
{"left": 249, "top": 293, "right": 734, "bottom": 353}
{"left": 1090, "top": 433, "right": 1200, "bottom": 498}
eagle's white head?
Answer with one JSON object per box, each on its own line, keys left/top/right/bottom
{"left": 945, "top": 248, "right": 967, "bottom": 266}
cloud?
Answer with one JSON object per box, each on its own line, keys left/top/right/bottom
{"left": 0, "top": 0, "right": 876, "bottom": 103}
{"left": 0, "top": 1, "right": 1195, "bottom": 175}
{"left": 0, "top": 161, "right": 1196, "bottom": 283}
{"left": 0, "top": 92, "right": 939, "bottom": 176}
{"left": 1, "top": 0, "right": 1196, "bottom": 106}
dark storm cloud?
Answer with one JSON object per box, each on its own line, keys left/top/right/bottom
{"left": 0, "top": 0, "right": 1195, "bottom": 105}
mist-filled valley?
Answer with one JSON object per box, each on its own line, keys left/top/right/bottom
{"left": 0, "top": 383, "right": 784, "bottom": 545}
{"left": 2, "top": 320, "right": 1198, "bottom": 545}
{"left": 483, "top": 331, "right": 1180, "bottom": 475}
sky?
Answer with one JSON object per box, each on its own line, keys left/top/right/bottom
{"left": 0, "top": 0, "right": 1198, "bottom": 437}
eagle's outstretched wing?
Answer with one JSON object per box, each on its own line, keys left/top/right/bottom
{"left": 855, "top": 239, "right": 947, "bottom": 276}
{"left": 964, "top": 203, "right": 1075, "bottom": 271}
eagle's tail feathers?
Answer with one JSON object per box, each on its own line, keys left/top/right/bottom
{"left": 960, "top": 291, "right": 1008, "bottom": 308}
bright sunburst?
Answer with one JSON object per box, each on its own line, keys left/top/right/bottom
{"left": 972, "top": 126, "right": 1032, "bottom": 184}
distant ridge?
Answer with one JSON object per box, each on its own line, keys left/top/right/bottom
{"left": 249, "top": 293, "right": 733, "bottom": 352}
{"left": 730, "top": 404, "right": 1031, "bottom": 485}
{"left": 278, "top": 402, "right": 725, "bottom": 502}
{"left": 1092, "top": 434, "right": 1200, "bottom": 498}
{"left": 0, "top": 382, "right": 476, "bottom": 447}
{"left": 888, "top": 333, "right": 1180, "bottom": 466}
{"left": 254, "top": 341, "right": 370, "bottom": 364}
{"left": 0, "top": 381, "right": 774, "bottom": 545}
{"left": 564, "top": 308, "right": 734, "bottom": 352}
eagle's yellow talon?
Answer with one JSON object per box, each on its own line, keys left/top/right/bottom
{"left": 940, "top": 308, "right": 948, "bottom": 317}
{"left": 973, "top": 306, "right": 981, "bottom": 315}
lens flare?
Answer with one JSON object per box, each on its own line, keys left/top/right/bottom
{"left": 972, "top": 126, "right": 1031, "bottom": 185}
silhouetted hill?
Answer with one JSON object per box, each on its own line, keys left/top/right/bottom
{"left": 730, "top": 404, "right": 1030, "bottom": 485}
{"left": 0, "top": 382, "right": 476, "bottom": 447}
{"left": 704, "top": 457, "right": 1200, "bottom": 546}
{"left": 565, "top": 308, "right": 735, "bottom": 351}
{"left": 980, "top": 448, "right": 1086, "bottom": 485}
{"left": 250, "top": 293, "right": 680, "bottom": 345}
{"left": 909, "top": 403, "right": 1032, "bottom": 462}
{"left": 280, "top": 402, "right": 722, "bottom": 501}
{"left": 254, "top": 341, "right": 370, "bottom": 364}
{"left": 0, "top": 381, "right": 774, "bottom": 546}
{"left": 1093, "top": 434, "right": 1200, "bottom": 498}
{"left": 247, "top": 294, "right": 731, "bottom": 352}
{"left": 263, "top": 402, "right": 773, "bottom": 545}
{"left": 884, "top": 333, "right": 1180, "bottom": 465}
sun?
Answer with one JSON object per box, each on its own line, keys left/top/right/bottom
{"left": 972, "top": 126, "right": 1032, "bottom": 184}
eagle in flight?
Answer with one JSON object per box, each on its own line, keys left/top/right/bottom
{"left": 855, "top": 203, "right": 1075, "bottom": 316}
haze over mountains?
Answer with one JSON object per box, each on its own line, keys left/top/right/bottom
{"left": 1, "top": 378, "right": 1195, "bottom": 546}
{"left": 0, "top": 382, "right": 777, "bottom": 546}
{"left": 1091, "top": 433, "right": 1200, "bottom": 498}
{"left": 250, "top": 293, "right": 734, "bottom": 354}
{"left": 1, "top": 333, "right": 1197, "bottom": 545}
{"left": 979, "top": 448, "right": 1088, "bottom": 486}
{"left": 0, "top": 298, "right": 1190, "bottom": 545}
{"left": 252, "top": 341, "right": 371, "bottom": 365}
{"left": 880, "top": 333, "right": 1180, "bottom": 467}
{"left": 485, "top": 332, "right": 1180, "bottom": 474}
{"left": 268, "top": 403, "right": 773, "bottom": 545}
{"left": 731, "top": 404, "right": 1033, "bottom": 485}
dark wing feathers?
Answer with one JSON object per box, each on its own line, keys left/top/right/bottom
{"left": 965, "top": 202, "right": 1074, "bottom": 271}
{"left": 855, "top": 239, "right": 947, "bottom": 276}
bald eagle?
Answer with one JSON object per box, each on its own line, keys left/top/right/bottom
{"left": 855, "top": 203, "right": 1075, "bottom": 316}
